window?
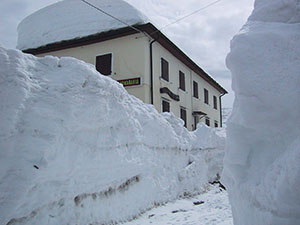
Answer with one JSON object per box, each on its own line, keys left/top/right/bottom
{"left": 204, "top": 88, "right": 209, "bottom": 104}
{"left": 96, "top": 53, "right": 112, "bottom": 75}
{"left": 205, "top": 117, "right": 210, "bottom": 126}
{"left": 180, "top": 107, "right": 187, "bottom": 128}
{"left": 193, "top": 115, "right": 199, "bottom": 131}
{"left": 161, "top": 58, "right": 169, "bottom": 81}
{"left": 193, "top": 81, "right": 198, "bottom": 98}
{"left": 213, "top": 96, "right": 218, "bottom": 109}
{"left": 162, "top": 99, "right": 170, "bottom": 112}
{"left": 214, "top": 120, "right": 218, "bottom": 128}
{"left": 179, "top": 71, "right": 185, "bottom": 91}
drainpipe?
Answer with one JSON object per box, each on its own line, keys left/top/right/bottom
{"left": 149, "top": 34, "right": 160, "bottom": 105}
{"left": 219, "top": 93, "right": 225, "bottom": 127}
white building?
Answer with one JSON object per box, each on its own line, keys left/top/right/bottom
{"left": 18, "top": 0, "right": 227, "bottom": 131}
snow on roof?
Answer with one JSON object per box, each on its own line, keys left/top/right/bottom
{"left": 17, "top": 0, "right": 149, "bottom": 50}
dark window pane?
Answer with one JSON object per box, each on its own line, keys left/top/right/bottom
{"left": 179, "top": 71, "right": 185, "bottom": 91}
{"left": 162, "top": 100, "right": 170, "bottom": 112}
{"left": 193, "top": 115, "right": 199, "bottom": 130}
{"left": 161, "top": 58, "right": 169, "bottom": 81}
{"left": 96, "top": 53, "right": 112, "bottom": 75}
{"left": 205, "top": 117, "right": 210, "bottom": 126}
{"left": 213, "top": 96, "right": 218, "bottom": 109}
{"left": 204, "top": 88, "right": 209, "bottom": 104}
{"left": 180, "top": 108, "right": 187, "bottom": 128}
{"left": 193, "top": 81, "right": 198, "bottom": 98}
{"left": 214, "top": 121, "right": 218, "bottom": 128}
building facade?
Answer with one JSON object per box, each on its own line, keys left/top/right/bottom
{"left": 23, "top": 23, "right": 227, "bottom": 131}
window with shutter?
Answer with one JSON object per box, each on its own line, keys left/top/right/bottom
{"left": 193, "top": 81, "right": 198, "bottom": 98}
{"left": 204, "top": 88, "right": 209, "bottom": 104}
{"left": 180, "top": 107, "right": 187, "bottom": 128}
{"left": 214, "top": 120, "right": 218, "bottom": 128}
{"left": 205, "top": 117, "right": 210, "bottom": 126}
{"left": 162, "top": 99, "right": 170, "bottom": 112}
{"left": 161, "top": 58, "right": 169, "bottom": 81}
{"left": 213, "top": 96, "right": 218, "bottom": 109}
{"left": 179, "top": 71, "right": 185, "bottom": 91}
{"left": 96, "top": 53, "right": 112, "bottom": 75}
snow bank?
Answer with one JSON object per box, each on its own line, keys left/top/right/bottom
{"left": 222, "top": 0, "right": 300, "bottom": 224}
{"left": 17, "top": 0, "right": 149, "bottom": 50}
{"left": 0, "top": 46, "right": 224, "bottom": 225}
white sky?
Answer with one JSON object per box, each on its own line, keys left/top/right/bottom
{"left": 0, "top": 0, "right": 254, "bottom": 108}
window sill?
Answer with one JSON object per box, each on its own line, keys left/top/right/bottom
{"left": 160, "top": 77, "right": 170, "bottom": 84}
{"left": 179, "top": 88, "right": 187, "bottom": 94}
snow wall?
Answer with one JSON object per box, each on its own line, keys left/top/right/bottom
{"left": 0, "top": 46, "right": 225, "bottom": 225}
{"left": 222, "top": 0, "right": 300, "bottom": 224}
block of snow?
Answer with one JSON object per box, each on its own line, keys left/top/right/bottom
{"left": 0, "top": 46, "right": 225, "bottom": 225}
{"left": 222, "top": 0, "right": 300, "bottom": 224}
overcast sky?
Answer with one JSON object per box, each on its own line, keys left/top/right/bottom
{"left": 0, "top": 0, "right": 254, "bottom": 108}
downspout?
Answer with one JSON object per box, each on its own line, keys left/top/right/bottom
{"left": 219, "top": 93, "right": 225, "bottom": 127}
{"left": 149, "top": 34, "right": 160, "bottom": 105}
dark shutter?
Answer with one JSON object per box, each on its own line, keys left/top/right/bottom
{"left": 179, "top": 71, "right": 185, "bottom": 91}
{"left": 180, "top": 108, "right": 187, "bottom": 128}
{"left": 214, "top": 121, "right": 218, "bottom": 128}
{"left": 193, "top": 81, "right": 198, "bottom": 98}
{"left": 162, "top": 100, "right": 170, "bottom": 112}
{"left": 205, "top": 117, "right": 210, "bottom": 126}
{"left": 96, "top": 53, "right": 112, "bottom": 75}
{"left": 204, "top": 88, "right": 209, "bottom": 104}
{"left": 161, "top": 58, "right": 169, "bottom": 81}
{"left": 213, "top": 96, "right": 217, "bottom": 109}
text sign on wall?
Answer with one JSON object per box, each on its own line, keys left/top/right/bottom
{"left": 117, "top": 77, "right": 141, "bottom": 87}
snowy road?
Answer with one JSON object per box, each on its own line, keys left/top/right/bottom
{"left": 123, "top": 185, "right": 233, "bottom": 225}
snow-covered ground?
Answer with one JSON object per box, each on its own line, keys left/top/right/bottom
{"left": 222, "top": 0, "right": 300, "bottom": 224}
{"left": 123, "top": 184, "right": 232, "bottom": 225}
{"left": 0, "top": 46, "right": 226, "bottom": 225}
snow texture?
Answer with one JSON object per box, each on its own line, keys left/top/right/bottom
{"left": 17, "top": 0, "right": 149, "bottom": 50}
{"left": 124, "top": 184, "right": 233, "bottom": 225}
{"left": 222, "top": 0, "right": 300, "bottom": 224}
{"left": 0, "top": 46, "right": 225, "bottom": 225}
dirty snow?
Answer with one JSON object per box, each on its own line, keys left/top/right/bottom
{"left": 124, "top": 184, "right": 232, "bottom": 225}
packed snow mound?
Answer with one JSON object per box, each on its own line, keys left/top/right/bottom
{"left": 222, "top": 0, "right": 300, "bottom": 224}
{"left": 17, "top": 0, "right": 149, "bottom": 50}
{"left": 249, "top": 0, "right": 300, "bottom": 23}
{"left": 0, "top": 46, "right": 225, "bottom": 225}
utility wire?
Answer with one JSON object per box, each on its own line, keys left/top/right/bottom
{"left": 150, "top": 0, "right": 223, "bottom": 36}
{"left": 80, "top": 0, "right": 151, "bottom": 38}
{"left": 81, "top": 0, "right": 223, "bottom": 39}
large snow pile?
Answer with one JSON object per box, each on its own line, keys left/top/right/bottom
{"left": 222, "top": 0, "right": 300, "bottom": 224}
{"left": 0, "top": 46, "right": 225, "bottom": 225}
{"left": 17, "top": 0, "right": 149, "bottom": 50}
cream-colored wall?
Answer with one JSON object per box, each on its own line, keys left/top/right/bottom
{"left": 151, "top": 41, "right": 222, "bottom": 130}
{"left": 37, "top": 33, "right": 223, "bottom": 130}
{"left": 192, "top": 72, "right": 221, "bottom": 127}
{"left": 37, "top": 33, "right": 151, "bottom": 103}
